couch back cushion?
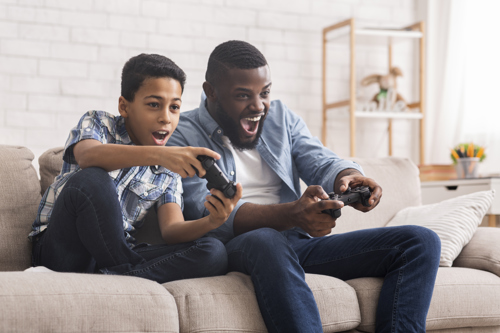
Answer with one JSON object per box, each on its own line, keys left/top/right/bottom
{"left": 330, "top": 157, "right": 422, "bottom": 235}
{"left": 0, "top": 145, "right": 42, "bottom": 271}
{"left": 39, "top": 146, "right": 64, "bottom": 195}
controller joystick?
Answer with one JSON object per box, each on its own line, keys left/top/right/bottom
{"left": 322, "top": 186, "right": 372, "bottom": 218}
{"left": 195, "top": 155, "right": 236, "bottom": 199}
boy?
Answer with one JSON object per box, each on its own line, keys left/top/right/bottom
{"left": 29, "top": 53, "right": 242, "bottom": 284}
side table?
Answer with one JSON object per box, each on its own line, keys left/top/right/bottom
{"left": 421, "top": 178, "right": 500, "bottom": 227}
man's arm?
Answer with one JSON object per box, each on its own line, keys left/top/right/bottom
{"left": 233, "top": 185, "right": 344, "bottom": 238}
{"left": 73, "top": 139, "right": 219, "bottom": 177}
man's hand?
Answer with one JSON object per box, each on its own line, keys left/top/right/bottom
{"left": 205, "top": 183, "right": 243, "bottom": 229}
{"left": 158, "top": 146, "right": 220, "bottom": 178}
{"left": 335, "top": 171, "right": 382, "bottom": 213}
{"left": 289, "top": 185, "right": 344, "bottom": 237}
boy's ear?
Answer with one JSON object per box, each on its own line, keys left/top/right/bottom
{"left": 118, "top": 96, "right": 129, "bottom": 118}
{"left": 203, "top": 81, "right": 216, "bottom": 101}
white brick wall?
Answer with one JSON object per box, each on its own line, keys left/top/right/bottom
{"left": 0, "top": 0, "right": 419, "bottom": 173}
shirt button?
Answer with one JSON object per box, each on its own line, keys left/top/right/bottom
{"left": 85, "top": 128, "right": 91, "bottom": 132}
{"left": 208, "top": 135, "right": 212, "bottom": 138}
{"left": 230, "top": 171, "right": 235, "bottom": 176}
{"left": 143, "top": 192, "right": 148, "bottom": 196}
{"left": 217, "top": 129, "right": 221, "bottom": 134}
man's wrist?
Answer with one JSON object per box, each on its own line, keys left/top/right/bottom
{"left": 334, "top": 168, "right": 363, "bottom": 193}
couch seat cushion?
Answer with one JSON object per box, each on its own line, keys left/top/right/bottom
{"left": 163, "top": 271, "right": 360, "bottom": 333}
{"left": 0, "top": 272, "right": 179, "bottom": 333}
{"left": 346, "top": 267, "right": 500, "bottom": 332}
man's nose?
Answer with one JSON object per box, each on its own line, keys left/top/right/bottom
{"left": 250, "top": 97, "right": 265, "bottom": 112}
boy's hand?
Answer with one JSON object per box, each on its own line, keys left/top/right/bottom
{"left": 205, "top": 183, "right": 243, "bottom": 229}
{"left": 160, "top": 146, "right": 220, "bottom": 178}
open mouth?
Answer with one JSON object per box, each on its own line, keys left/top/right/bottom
{"left": 240, "top": 115, "right": 263, "bottom": 137}
{"left": 152, "top": 130, "right": 169, "bottom": 145}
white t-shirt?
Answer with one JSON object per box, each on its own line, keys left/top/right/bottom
{"left": 222, "top": 136, "right": 282, "bottom": 205}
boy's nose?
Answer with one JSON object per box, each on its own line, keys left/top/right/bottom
{"left": 159, "top": 108, "right": 171, "bottom": 123}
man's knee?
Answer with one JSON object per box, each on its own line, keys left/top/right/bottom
{"left": 398, "top": 225, "right": 441, "bottom": 262}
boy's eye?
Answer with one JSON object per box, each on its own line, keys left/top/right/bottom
{"left": 170, "top": 104, "right": 180, "bottom": 111}
{"left": 148, "top": 102, "right": 160, "bottom": 108}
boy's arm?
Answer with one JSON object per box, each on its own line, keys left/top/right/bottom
{"left": 73, "top": 139, "right": 219, "bottom": 177}
{"left": 157, "top": 184, "right": 243, "bottom": 244}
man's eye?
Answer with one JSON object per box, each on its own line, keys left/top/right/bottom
{"left": 236, "top": 94, "right": 248, "bottom": 98}
{"left": 261, "top": 90, "right": 270, "bottom": 97}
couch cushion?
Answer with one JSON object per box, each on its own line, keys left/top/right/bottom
{"left": 0, "top": 145, "right": 42, "bottom": 271}
{"left": 454, "top": 227, "right": 500, "bottom": 277}
{"left": 163, "top": 272, "right": 360, "bottom": 333}
{"left": 38, "top": 146, "right": 64, "bottom": 195}
{"left": 346, "top": 267, "right": 500, "bottom": 332}
{"left": 0, "top": 271, "right": 179, "bottom": 333}
{"left": 331, "top": 157, "right": 421, "bottom": 235}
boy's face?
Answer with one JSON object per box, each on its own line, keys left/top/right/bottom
{"left": 208, "top": 65, "right": 271, "bottom": 150}
{"left": 119, "top": 77, "right": 182, "bottom": 146}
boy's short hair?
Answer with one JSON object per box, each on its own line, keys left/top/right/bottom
{"left": 205, "top": 40, "right": 267, "bottom": 86}
{"left": 121, "top": 54, "right": 186, "bottom": 101}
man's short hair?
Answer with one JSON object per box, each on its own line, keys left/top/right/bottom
{"left": 121, "top": 53, "right": 186, "bottom": 101}
{"left": 205, "top": 40, "right": 268, "bottom": 85}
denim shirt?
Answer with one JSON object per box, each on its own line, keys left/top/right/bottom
{"left": 167, "top": 99, "right": 364, "bottom": 243}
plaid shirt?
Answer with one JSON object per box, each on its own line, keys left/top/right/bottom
{"left": 29, "top": 110, "right": 183, "bottom": 246}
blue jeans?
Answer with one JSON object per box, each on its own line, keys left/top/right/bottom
{"left": 32, "top": 167, "right": 227, "bottom": 284}
{"left": 226, "top": 226, "right": 441, "bottom": 333}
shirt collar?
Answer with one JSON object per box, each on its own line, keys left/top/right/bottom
{"left": 198, "top": 98, "right": 223, "bottom": 138}
{"left": 116, "top": 116, "right": 132, "bottom": 145}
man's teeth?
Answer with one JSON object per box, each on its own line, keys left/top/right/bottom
{"left": 245, "top": 116, "right": 261, "bottom": 122}
{"left": 157, "top": 131, "right": 167, "bottom": 135}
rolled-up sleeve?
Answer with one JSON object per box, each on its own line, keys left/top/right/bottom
{"left": 286, "top": 103, "right": 364, "bottom": 192}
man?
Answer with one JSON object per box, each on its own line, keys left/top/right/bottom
{"left": 168, "top": 40, "right": 441, "bottom": 333}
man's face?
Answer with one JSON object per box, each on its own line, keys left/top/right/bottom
{"left": 119, "top": 77, "right": 182, "bottom": 146}
{"left": 210, "top": 66, "right": 271, "bottom": 150}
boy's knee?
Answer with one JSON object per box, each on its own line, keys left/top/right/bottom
{"left": 196, "top": 237, "right": 228, "bottom": 276}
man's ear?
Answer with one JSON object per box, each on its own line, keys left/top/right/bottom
{"left": 118, "top": 96, "right": 129, "bottom": 118}
{"left": 203, "top": 81, "right": 216, "bottom": 101}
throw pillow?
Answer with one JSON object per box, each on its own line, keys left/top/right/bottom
{"left": 386, "top": 190, "right": 495, "bottom": 267}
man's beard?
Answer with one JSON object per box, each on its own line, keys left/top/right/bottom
{"left": 214, "top": 102, "right": 265, "bottom": 151}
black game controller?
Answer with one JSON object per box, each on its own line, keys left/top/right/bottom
{"left": 322, "top": 186, "right": 372, "bottom": 218}
{"left": 195, "top": 155, "right": 236, "bottom": 199}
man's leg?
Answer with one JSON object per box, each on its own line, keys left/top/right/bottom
{"left": 38, "top": 167, "right": 227, "bottom": 283}
{"left": 288, "top": 226, "right": 441, "bottom": 333}
{"left": 225, "top": 228, "right": 323, "bottom": 333}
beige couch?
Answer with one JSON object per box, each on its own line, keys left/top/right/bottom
{"left": 1, "top": 144, "right": 500, "bottom": 333}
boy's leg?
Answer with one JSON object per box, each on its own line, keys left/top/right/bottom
{"left": 289, "top": 226, "right": 441, "bottom": 333}
{"left": 225, "top": 228, "right": 323, "bottom": 333}
{"left": 38, "top": 167, "right": 227, "bottom": 283}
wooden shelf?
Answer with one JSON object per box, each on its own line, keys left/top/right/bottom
{"left": 321, "top": 18, "right": 426, "bottom": 163}
{"left": 326, "top": 28, "right": 423, "bottom": 45}
{"left": 354, "top": 111, "right": 423, "bottom": 119}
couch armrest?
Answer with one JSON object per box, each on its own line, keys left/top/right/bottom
{"left": 453, "top": 227, "right": 500, "bottom": 277}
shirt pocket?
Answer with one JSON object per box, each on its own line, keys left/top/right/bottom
{"left": 124, "top": 179, "right": 164, "bottom": 222}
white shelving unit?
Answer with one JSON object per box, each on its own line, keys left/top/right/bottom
{"left": 321, "top": 18, "right": 426, "bottom": 163}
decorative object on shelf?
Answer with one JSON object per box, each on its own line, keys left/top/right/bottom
{"left": 360, "top": 67, "right": 407, "bottom": 112}
{"left": 451, "top": 143, "right": 486, "bottom": 179}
